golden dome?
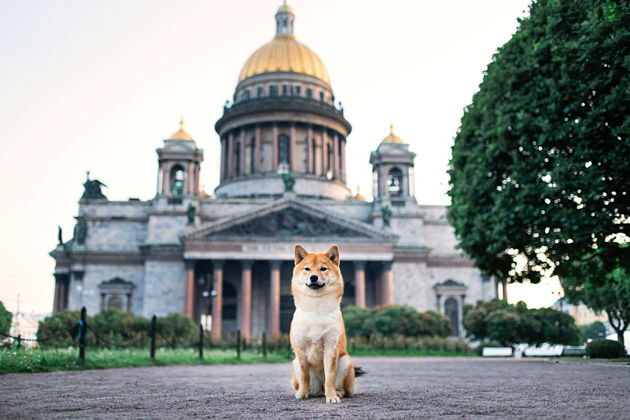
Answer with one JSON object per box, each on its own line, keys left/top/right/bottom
{"left": 238, "top": 37, "right": 330, "bottom": 85}
{"left": 382, "top": 124, "right": 405, "bottom": 144}
{"left": 238, "top": 2, "right": 331, "bottom": 85}
{"left": 168, "top": 119, "right": 193, "bottom": 141}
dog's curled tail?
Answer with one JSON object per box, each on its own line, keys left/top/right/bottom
{"left": 354, "top": 366, "right": 367, "bottom": 377}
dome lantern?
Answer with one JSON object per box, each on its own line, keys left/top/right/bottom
{"left": 275, "top": 1, "right": 295, "bottom": 38}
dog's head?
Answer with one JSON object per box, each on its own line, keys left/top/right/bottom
{"left": 292, "top": 244, "right": 343, "bottom": 298}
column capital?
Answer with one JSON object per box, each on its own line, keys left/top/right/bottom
{"left": 242, "top": 260, "right": 253, "bottom": 269}
{"left": 213, "top": 259, "right": 225, "bottom": 269}
{"left": 270, "top": 260, "right": 281, "bottom": 269}
{"left": 185, "top": 260, "right": 196, "bottom": 270}
{"left": 354, "top": 261, "right": 366, "bottom": 270}
{"left": 382, "top": 261, "right": 393, "bottom": 271}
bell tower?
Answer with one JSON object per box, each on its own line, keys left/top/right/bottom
{"left": 370, "top": 125, "right": 416, "bottom": 204}
{"left": 156, "top": 120, "right": 204, "bottom": 198}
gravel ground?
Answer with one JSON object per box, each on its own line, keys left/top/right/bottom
{"left": 1, "top": 357, "right": 629, "bottom": 419}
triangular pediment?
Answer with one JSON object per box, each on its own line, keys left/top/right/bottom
{"left": 184, "top": 198, "right": 397, "bottom": 243}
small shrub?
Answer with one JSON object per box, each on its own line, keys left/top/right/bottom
{"left": 586, "top": 339, "right": 625, "bottom": 358}
{"left": 342, "top": 305, "right": 452, "bottom": 338}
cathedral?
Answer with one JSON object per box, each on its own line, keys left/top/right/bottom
{"left": 50, "top": 3, "right": 495, "bottom": 340}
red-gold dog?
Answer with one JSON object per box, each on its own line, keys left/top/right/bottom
{"left": 290, "top": 244, "right": 361, "bottom": 403}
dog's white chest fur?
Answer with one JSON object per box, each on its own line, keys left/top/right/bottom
{"left": 292, "top": 308, "right": 341, "bottom": 364}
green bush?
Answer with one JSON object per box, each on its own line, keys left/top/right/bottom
{"left": 156, "top": 313, "right": 197, "bottom": 348}
{"left": 586, "top": 339, "right": 625, "bottom": 359}
{"left": 343, "top": 305, "right": 451, "bottom": 338}
{"left": 90, "top": 310, "right": 150, "bottom": 347}
{"left": 37, "top": 310, "right": 80, "bottom": 347}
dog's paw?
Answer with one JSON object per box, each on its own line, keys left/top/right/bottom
{"left": 335, "top": 390, "right": 345, "bottom": 398}
{"left": 326, "top": 394, "right": 341, "bottom": 404}
{"left": 295, "top": 389, "right": 309, "bottom": 400}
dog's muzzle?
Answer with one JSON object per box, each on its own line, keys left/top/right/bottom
{"left": 307, "top": 274, "right": 324, "bottom": 289}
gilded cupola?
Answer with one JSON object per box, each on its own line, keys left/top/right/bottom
{"left": 237, "top": 2, "right": 331, "bottom": 85}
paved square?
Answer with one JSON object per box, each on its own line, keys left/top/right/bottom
{"left": 1, "top": 357, "right": 628, "bottom": 419}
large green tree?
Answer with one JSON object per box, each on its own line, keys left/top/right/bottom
{"left": 0, "top": 301, "right": 12, "bottom": 336}
{"left": 448, "top": 0, "right": 629, "bottom": 286}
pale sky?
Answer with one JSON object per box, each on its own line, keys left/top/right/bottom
{"left": 0, "top": 0, "right": 559, "bottom": 315}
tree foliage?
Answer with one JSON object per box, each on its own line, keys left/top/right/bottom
{"left": 579, "top": 321, "right": 607, "bottom": 341}
{"left": 464, "top": 299, "right": 580, "bottom": 346}
{"left": 343, "top": 305, "right": 452, "bottom": 338}
{"left": 0, "top": 301, "right": 12, "bottom": 336}
{"left": 561, "top": 258, "right": 630, "bottom": 348}
{"left": 448, "top": 0, "right": 630, "bottom": 284}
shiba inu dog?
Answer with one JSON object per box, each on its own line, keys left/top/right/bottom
{"left": 290, "top": 244, "right": 363, "bottom": 404}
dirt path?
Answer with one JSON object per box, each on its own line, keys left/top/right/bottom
{"left": 1, "top": 357, "right": 628, "bottom": 419}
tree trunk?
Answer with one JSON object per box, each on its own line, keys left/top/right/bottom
{"left": 501, "top": 278, "right": 508, "bottom": 301}
{"left": 617, "top": 331, "right": 625, "bottom": 353}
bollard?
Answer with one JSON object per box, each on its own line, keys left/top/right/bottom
{"left": 236, "top": 330, "right": 241, "bottom": 360}
{"left": 150, "top": 315, "right": 157, "bottom": 359}
{"left": 199, "top": 324, "right": 204, "bottom": 360}
{"left": 262, "top": 332, "right": 267, "bottom": 359}
{"left": 79, "top": 307, "right": 87, "bottom": 363}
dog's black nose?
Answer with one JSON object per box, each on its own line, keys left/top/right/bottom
{"left": 309, "top": 275, "right": 319, "bottom": 283}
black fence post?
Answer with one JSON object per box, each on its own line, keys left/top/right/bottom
{"left": 199, "top": 324, "right": 204, "bottom": 360}
{"left": 150, "top": 315, "right": 157, "bottom": 359}
{"left": 236, "top": 330, "right": 241, "bottom": 360}
{"left": 262, "top": 332, "right": 267, "bottom": 359}
{"left": 16, "top": 334, "right": 21, "bottom": 350}
{"left": 79, "top": 306, "right": 87, "bottom": 363}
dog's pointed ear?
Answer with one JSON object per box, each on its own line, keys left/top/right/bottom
{"left": 295, "top": 245, "right": 308, "bottom": 265}
{"left": 326, "top": 245, "right": 340, "bottom": 266}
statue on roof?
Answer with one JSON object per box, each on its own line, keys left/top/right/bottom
{"left": 81, "top": 171, "right": 108, "bottom": 200}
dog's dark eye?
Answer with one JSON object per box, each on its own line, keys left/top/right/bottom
{"left": 304, "top": 267, "right": 310, "bottom": 271}
{"left": 320, "top": 267, "right": 327, "bottom": 272}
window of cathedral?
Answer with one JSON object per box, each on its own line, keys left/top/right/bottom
{"left": 294, "top": 86, "right": 301, "bottom": 96}
{"left": 257, "top": 86, "right": 263, "bottom": 98}
{"left": 242, "top": 89, "right": 250, "bottom": 101}
{"left": 326, "top": 142, "right": 333, "bottom": 179}
{"left": 170, "top": 165, "right": 185, "bottom": 196}
{"left": 306, "top": 88, "right": 313, "bottom": 98}
{"left": 235, "top": 142, "right": 241, "bottom": 176}
{"left": 282, "top": 85, "right": 290, "bottom": 96}
{"left": 269, "top": 85, "right": 278, "bottom": 96}
{"left": 319, "top": 91, "right": 324, "bottom": 102}
{"left": 387, "top": 167, "right": 403, "bottom": 197}
{"left": 278, "top": 134, "right": 290, "bottom": 165}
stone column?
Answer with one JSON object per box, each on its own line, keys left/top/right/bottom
{"left": 240, "top": 129, "right": 247, "bottom": 175}
{"left": 340, "top": 138, "right": 346, "bottom": 180}
{"left": 52, "top": 274, "right": 62, "bottom": 313}
{"left": 333, "top": 133, "right": 339, "bottom": 179}
{"left": 269, "top": 260, "right": 281, "bottom": 337}
{"left": 322, "top": 129, "right": 329, "bottom": 176}
{"left": 272, "top": 123, "right": 279, "bottom": 170}
{"left": 290, "top": 123, "right": 297, "bottom": 172}
{"left": 354, "top": 261, "right": 366, "bottom": 308}
{"left": 307, "top": 125, "right": 313, "bottom": 173}
{"left": 227, "top": 132, "right": 234, "bottom": 179}
{"left": 162, "top": 163, "right": 170, "bottom": 194}
{"left": 382, "top": 262, "right": 394, "bottom": 305}
{"left": 187, "top": 163, "right": 194, "bottom": 194}
{"left": 220, "top": 138, "right": 226, "bottom": 181}
{"left": 184, "top": 261, "right": 195, "bottom": 319}
{"left": 255, "top": 125, "right": 261, "bottom": 172}
{"left": 241, "top": 260, "right": 253, "bottom": 343}
{"left": 194, "top": 164, "right": 200, "bottom": 194}
{"left": 212, "top": 260, "right": 224, "bottom": 340}
{"left": 379, "top": 165, "right": 387, "bottom": 197}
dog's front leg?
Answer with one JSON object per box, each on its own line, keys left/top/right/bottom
{"left": 295, "top": 351, "right": 310, "bottom": 400}
{"left": 323, "top": 348, "right": 340, "bottom": 403}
